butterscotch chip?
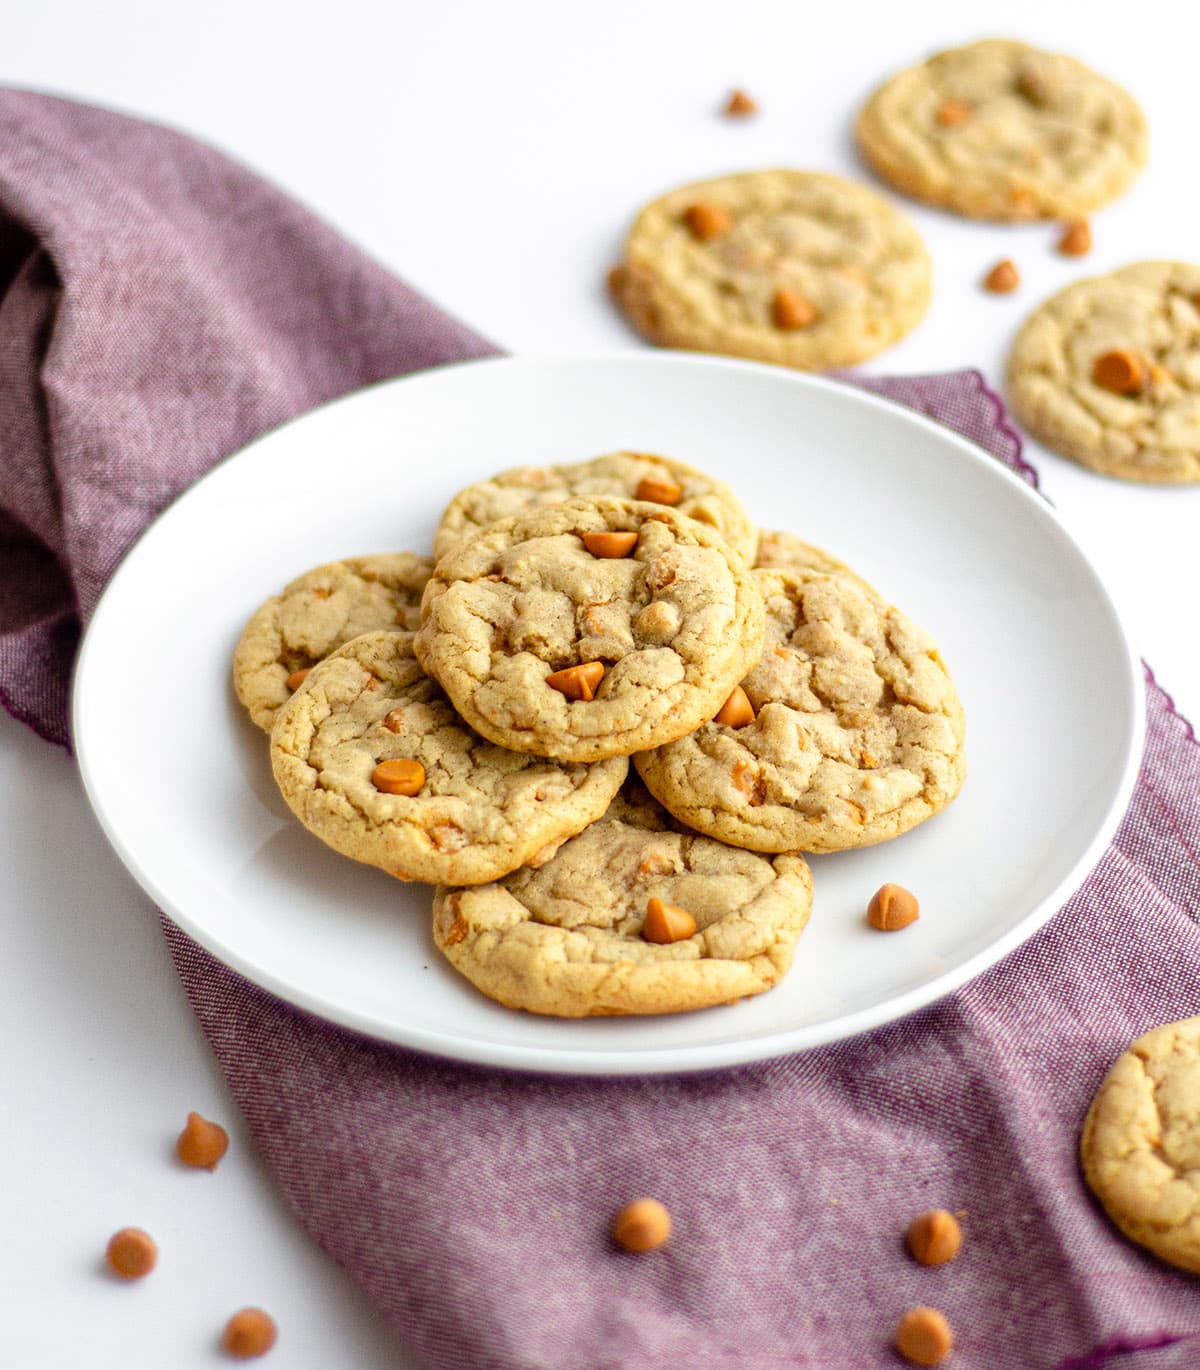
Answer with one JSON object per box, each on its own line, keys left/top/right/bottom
{"left": 1058, "top": 219, "right": 1092, "bottom": 256}
{"left": 868, "top": 883, "right": 920, "bottom": 930}
{"left": 634, "top": 476, "right": 683, "bottom": 506}
{"left": 895, "top": 1308, "right": 953, "bottom": 1366}
{"left": 613, "top": 1198, "right": 672, "bottom": 1251}
{"left": 583, "top": 531, "right": 639, "bottom": 558}
{"left": 222, "top": 1308, "right": 277, "bottom": 1359}
{"left": 371, "top": 758, "right": 425, "bottom": 796}
{"left": 176, "top": 1111, "right": 229, "bottom": 1170}
{"left": 682, "top": 203, "right": 731, "bottom": 242}
{"left": 935, "top": 99, "right": 970, "bottom": 127}
{"left": 106, "top": 1227, "right": 157, "bottom": 1280}
{"left": 772, "top": 289, "right": 817, "bottom": 331}
{"left": 284, "top": 668, "right": 310, "bottom": 692}
{"left": 1092, "top": 348, "right": 1146, "bottom": 396}
{"left": 906, "top": 1209, "right": 962, "bottom": 1265}
{"left": 984, "top": 259, "right": 1020, "bottom": 293}
{"left": 642, "top": 896, "right": 696, "bottom": 944}
{"left": 714, "top": 685, "right": 754, "bottom": 728}
{"left": 545, "top": 662, "right": 606, "bottom": 702}
{"left": 724, "top": 88, "right": 757, "bottom": 116}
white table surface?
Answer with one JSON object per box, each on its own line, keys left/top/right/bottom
{"left": 4, "top": 3, "right": 1198, "bottom": 1366}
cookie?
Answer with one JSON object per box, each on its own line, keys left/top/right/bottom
{"left": 857, "top": 39, "right": 1147, "bottom": 221}
{"left": 634, "top": 567, "right": 965, "bottom": 853}
{"left": 432, "top": 782, "right": 813, "bottom": 1016}
{"left": 1081, "top": 1016, "right": 1200, "bottom": 1275}
{"left": 233, "top": 553, "right": 433, "bottom": 732}
{"left": 434, "top": 450, "right": 757, "bottom": 564}
{"left": 609, "top": 169, "right": 930, "bottom": 370}
{"left": 1007, "top": 261, "right": 1200, "bottom": 483}
{"left": 753, "top": 529, "right": 878, "bottom": 596}
{"left": 270, "top": 631, "right": 628, "bottom": 886}
{"left": 414, "top": 498, "right": 766, "bottom": 763}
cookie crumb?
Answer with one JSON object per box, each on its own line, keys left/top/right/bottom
{"left": 983, "top": 259, "right": 1020, "bottom": 293}
{"left": 177, "top": 1111, "right": 230, "bottom": 1170}
{"left": 895, "top": 1307, "right": 953, "bottom": 1365}
{"left": 222, "top": 1308, "right": 277, "bottom": 1359}
{"left": 613, "top": 1198, "right": 671, "bottom": 1252}
{"left": 724, "top": 89, "right": 758, "bottom": 117}
{"left": 106, "top": 1227, "right": 158, "bottom": 1279}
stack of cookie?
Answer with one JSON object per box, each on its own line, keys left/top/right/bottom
{"left": 234, "top": 452, "right": 966, "bottom": 1018}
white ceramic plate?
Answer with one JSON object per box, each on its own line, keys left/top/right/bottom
{"left": 74, "top": 354, "right": 1143, "bottom": 1076}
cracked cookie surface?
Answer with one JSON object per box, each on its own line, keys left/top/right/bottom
{"left": 434, "top": 450, "right": 757, "bottom": 563}
{"left": 415, "top": 498, "right": 766, "bottom": 762}
{"left": 1082, "top": 1016, "right": 1200, "bottom": 1275}
{"left": 634, "top": 566, "right": 965, "bottom": 852}
{"left": 234, "top": 553, "right": 434, "bottom": 732}
{"left": 432, "top": 781, "right": 813, "bottom": 1016}
{"left": 270, "top": 631, "right": 627, "bottom": 885}
{"left": 1007, "top": 261, "right": 1200, "bottom": 483}
{"left": 609, "top": 169, "right": 930, "bottom": 370}
{"left": 754, "top": 529, "right": 877, "bottom": 596}
{"left": 857, "top": 39, "right": 1147, "bottom": 221}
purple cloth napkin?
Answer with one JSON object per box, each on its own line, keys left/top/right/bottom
{"left": 4, "top": 89, "right": 1200, "bottom": 1370}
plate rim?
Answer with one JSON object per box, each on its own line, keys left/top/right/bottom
{"left": 72, "top": 351, "right": 1147, "bottom": 1076}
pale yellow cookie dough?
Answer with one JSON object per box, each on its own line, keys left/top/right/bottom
{"left": 753, "top": 529, "right": 877, "bottom": 596}
{"left": 1082, "top": 1016, "right": 1200, "bottom": 1275}
{"left": 434, "top": 450, "right": 757, "bottom": 564}
{"left": 270, "top": 631, "right": 627, "bottom": 886}
{"left": 415, "top": 498, "right": 765, "bottom": 763}
{"left": 1007, "top": 261, "right": 1200, "bottom": 483}
{"left": 634, "top": 567, "right": 965, "bottom": 852}
{"left": 857, "top": 38, "right": 1147, "bottom": 221}
{"left": 609, "top": 169, "right": 930, "bottom": 370}
{"left": 233, "top": 553, "right": 433, "bottom": 732}
{"left": 432, "top": 783, "right": 813, "bottom": 1016}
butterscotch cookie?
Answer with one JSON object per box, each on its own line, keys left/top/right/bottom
{"left": 234, "top": 553, "right": 433, "bottom": 731}
{"left": 753, "top": 529, "right": 877, "bottom": 596}
{"left": 609, "top": 169, "right": 930, "bottom": 369}
{"left": 857, "top": 39, "right": 1147, "bottom": 221}
{"left": 634, "top": 567, "right": 965, "bottom": 852}
{"left": 415, "top": 498, "right": 765, "bottom": 763}
{"left": 270, "top": 631, "right": 627, "bottom": 886}
{"left": 432, "top": 782, "right": 813, "bottom": 1016}
{"left": 1082, "top": 1016, "right": 1200, "bottom": 1275}
{"left": 434, "top": 450, "right": 757, "bottom": 564}
{"left": 1007, "top": 261, "right": 1200, "bottom": 483}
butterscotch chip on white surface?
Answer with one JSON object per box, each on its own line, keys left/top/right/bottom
{"left": 1007, "top": 261, "right": 1200, "bottom": 483}
{"left": 432, "top": 783, "right": 813, "bottom": 1017}
{"left": 609, "top": 169, "right": 930, "bottom": 370}
{"left": 416, "top": 498, "right": 765, "bottom": 763}
{"left": 1082, "top": 1015, "right": 1200, "bottom": 1275}
{"left": 233, "top": 553, "right": 433, "bottom": 732}
{"left": 270, "top": 631, "right": 627, "bottom": 886}
{"left": 635, "top": 566, "right": 965, "bottom": 852}
{"left": 857, "top": 39, "right": 1147, "bottom": 221}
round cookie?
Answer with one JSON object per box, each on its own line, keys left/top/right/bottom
{"left": 857, "top": 39, "right": 1147, "bottom": 221}
{"left": 1007, "top": 261, "right": 1200, "bottom": 484}
{"left": 634, "top": 567, "right": 965, "bottom": 853}
{"left": 234, "top": 553, "right": 434, "bottom": 732}
{"left": 609, "top": 169, "right": 930, "bottom": 370}
{"left": 270, "top": 631, "right": 628, "bottom": 886}
{"left": 432, "top": 783, "right": 813, "bottom": 1017}
{"left": 753, "top": 529, "right": 878, "bottom": 596}
{"left": 434, "top": 450, "right": 757, "bottom": 564}
{"left": 1082, "top": 1016, "right": 1200, "bottom": 1275}
{"left": 414, "top": 498, "right": 766, "bottom": 763}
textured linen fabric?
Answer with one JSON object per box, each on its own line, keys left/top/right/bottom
{"left": 3, "top": 88, "right": 1200, "bottom": 1370}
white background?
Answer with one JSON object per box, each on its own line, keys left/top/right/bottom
{"left": 3, "top": 3, "right": 1198, "bottom": 1366}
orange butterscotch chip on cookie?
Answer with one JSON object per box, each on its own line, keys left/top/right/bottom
{"left": 867, "top": 883, "right": 919, "bottom": 931}
{"left": 682, "top": 203, "right": 731, "bottom": 242}
{"left": 371, "top": 759, "right": 425, "bottom": 796}
{"left": 635, "top": 476, "right": 683, "bottom": 506}
{"left": 1093, "top": 349, "right": 1146, "bottom": 395}
{"left": 613, "top": 1198, "right": 671, "bottom": 1252}
{"left": 176, "top": 1111, "right": 229, "bottom": 1170}
{"left": 895, "top": 1307, "right": 953, "bottom": 1366}
{"left": 222, "top": 1307, "right": 278, "bottom": 1359}
{"left": 285, "top": 668, "right": 310, "bottom": 692}
{"left": 582, "top": 530, "right": 639, "bottom": 558}
{"left": 545, "top": 661, "right": 605, "bottom": 701}
{"left": 714, "top": 685, "right": 755, "bottom": 728}
{"left": 642, "top": 896, "right": 697, "bottom": 944}
{"left": 772, "top": 288, "right": 817, "bottom": 331}
{"left": 106, "top": 1227, "right": 158, "bottom": 1280}
{"left": 935, "top": 99, "right": 971, "bottom": 127}
{"left": 983, "top": 259, "right": 1020, "bottom": 294}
